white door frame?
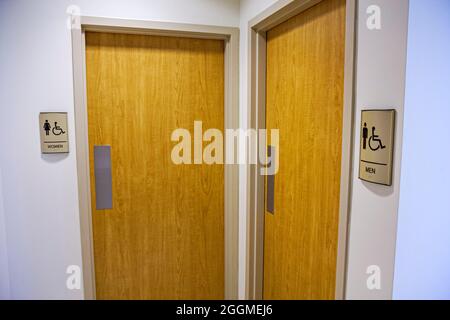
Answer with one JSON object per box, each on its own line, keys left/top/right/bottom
{"left": 246, "top": 0, "right": 357, "bottom": 300}
{"left": 70, "top": 16, "right": 240, "bottom": 300}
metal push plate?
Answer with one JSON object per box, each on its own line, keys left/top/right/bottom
{"left": 94, "top": 145, "right": 113, "bottom": 210}
{"left": 266, "top": 145, "right": 275, "bottom": 214}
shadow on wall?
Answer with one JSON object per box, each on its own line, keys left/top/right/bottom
{"left": 41, "top": 153, "right": 69, "bottom": 163}
{"left": 362, "top": 181, "right": 394, "bottom": 197}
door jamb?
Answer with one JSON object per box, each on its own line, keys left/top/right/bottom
{"left": 71, "top": 16, "right": 240, "bottom": 300}
{"left": 246, "top": 0, "right": 357, "bottom": 300}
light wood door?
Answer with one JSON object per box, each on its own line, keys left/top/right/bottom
{"left": 264, "top": 0, "right": 346, "bottom": 300}
{"left": 85, "top": 32, "right": 224, "bottom": 299}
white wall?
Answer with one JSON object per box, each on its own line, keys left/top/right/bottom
{"left": 0, "top": 0, "right": 240, "bottom": 300}
{"left": 345, "top": 0, "right": 409, "bottom": 299}
{"left": 393, "top": 0, "right": 450, "bottom": 300}
{"left": 0, "top": 167, "right": 10, "bottom": 299}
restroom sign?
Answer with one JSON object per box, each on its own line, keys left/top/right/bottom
{"left": 359, "top": 109, "right": 395, "bottom": 186}
{"left": 39, "top": 112, "right": 69, "bottom": 153}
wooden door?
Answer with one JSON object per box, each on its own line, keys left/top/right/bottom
{"left": 85, "top": 32, "right": 224, "bottom": 299}
{"left": 264, "top": 0, "right": 346, "bottom": 300}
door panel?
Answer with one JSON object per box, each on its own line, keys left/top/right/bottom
{"left": 85, "top": 32, "right": 224, "bottom": 299}
{"left": 264, "top": 0, "right": 346, "bottom": 300}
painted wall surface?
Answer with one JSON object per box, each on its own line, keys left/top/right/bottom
{"left": 0, "top": 167, "right": 10, "bottom": 299}
{"left": 345, "top": 0, "right": 409, "bottom": 299}
{"left": 393, "top": 0, "right": 450, "bottom": 300}
{"left": 0, "top": 0, "right": 240, "bottom": 300}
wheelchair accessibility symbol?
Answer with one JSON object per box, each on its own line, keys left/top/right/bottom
{"left": 43, "top": 120, "right": 66, "bottom": 136}
{"left": 362, "top": 123, "right": 386, "bottom": 151}
{"left": 52, "top": 121, "right": 66, "bottom": 136}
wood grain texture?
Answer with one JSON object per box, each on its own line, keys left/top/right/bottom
{"left": 85, "top": 32, "right": 224, "bottom": 299}
{"left": 264, "top": 0, "right": 346, "bottom": 300}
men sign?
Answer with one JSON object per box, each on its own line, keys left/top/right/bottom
{"left": 39, "top": 112, "right": 69, "bottom": 153}
{"left": 359, "top": 109, "right": 395, "bottom": 186}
